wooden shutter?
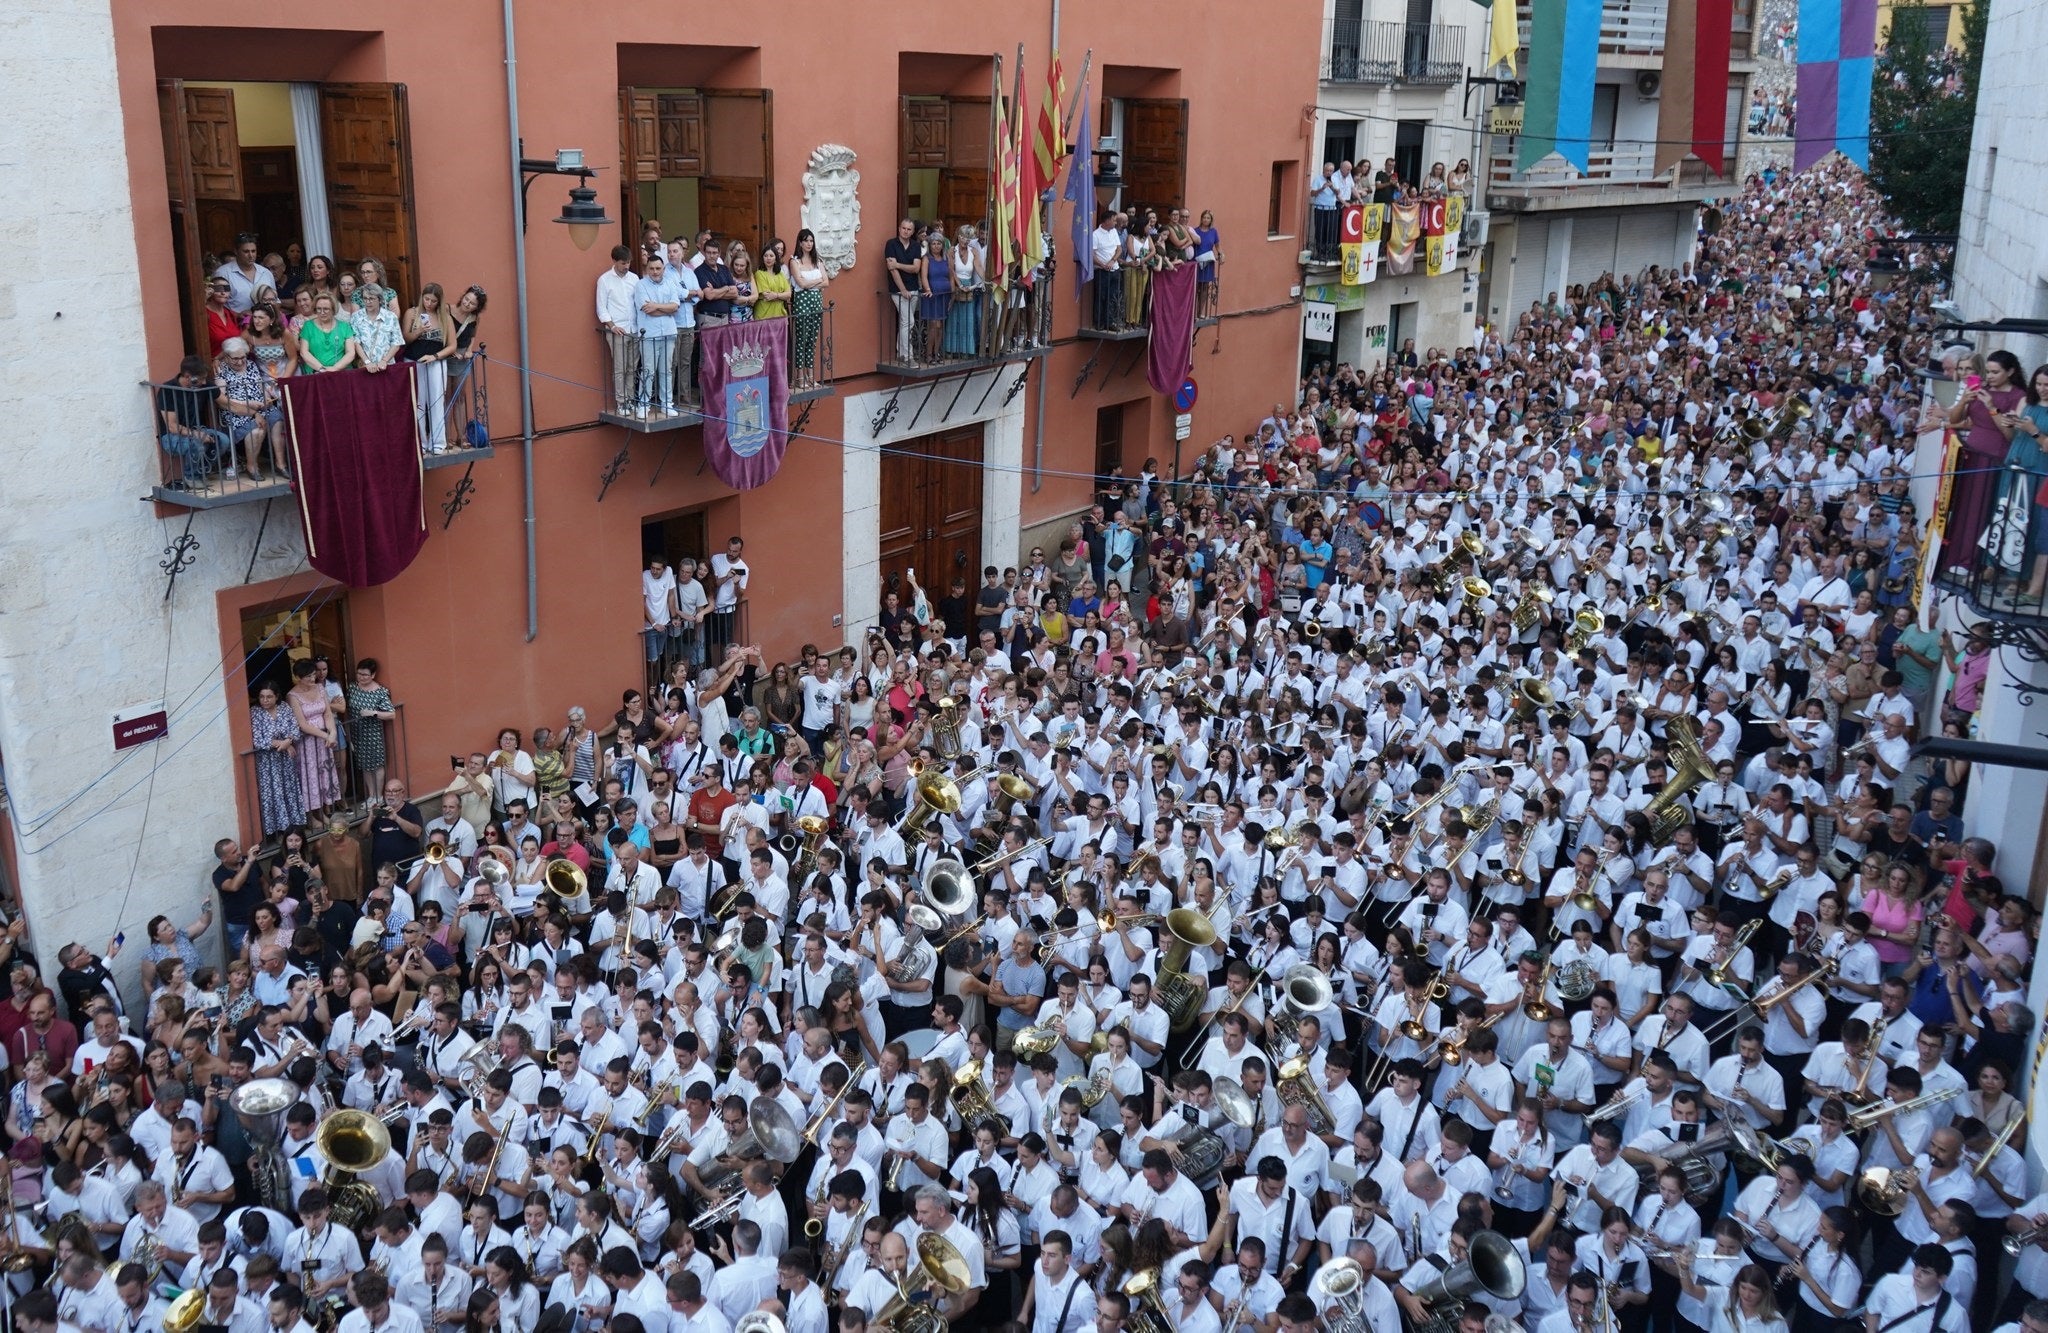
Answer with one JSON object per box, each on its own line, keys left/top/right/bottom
{"left": 182, "top": 86, "right": 243, "bottom": 200}
{"left": 902, "top": 98, "right": 950, "bottom": 168}
{"left": 938, "top": 170, "right": 989, "bottom": 237}
{"left": 622, "top": 89, "right": 660, "bottom": 183}
{"left": 658, "top": 93, "right": 704, "bottom": 177}
{"left": 320, "top": 84, "right": 421, "bottom": 303}
{"left": 158, "top": 78, "right": 209, "bottom": 356}
{"left": 702, "top": 91, "right": 774, "bottom": 254}
{"left": 1123, "top": 98, "right": 1189, "bottom": 216}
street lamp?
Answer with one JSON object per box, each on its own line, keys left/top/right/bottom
{"left": 519, "top": 146, "right": 613, "bottom": 250}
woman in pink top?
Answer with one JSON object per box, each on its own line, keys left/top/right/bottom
{"left": 1861, "top": 864, "right": 1924, "bottom": 972}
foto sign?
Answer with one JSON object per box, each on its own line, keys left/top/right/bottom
{"left": 1303, "top": 302, "right": 1337, "bottom": 342}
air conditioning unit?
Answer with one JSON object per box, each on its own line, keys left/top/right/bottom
{"left": 1634, "top": 69, "right": 1662, "bottom": 98}
{"left": 1464, "top": 210, "right": 1492, "bottom": 250}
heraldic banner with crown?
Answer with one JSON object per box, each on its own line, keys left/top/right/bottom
{"left": 697, "top": 316, "right": 793, "bottom": 490}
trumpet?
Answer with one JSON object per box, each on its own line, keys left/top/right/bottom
{"left": 971, "top": 834, "right": 1054, "bottom": 876}
{"left": 2005, "top": 1224, "right": 2047, "bottom": 1257}
{"left": 1587, "top": 1088, "right": 1644, "bottom": 1124}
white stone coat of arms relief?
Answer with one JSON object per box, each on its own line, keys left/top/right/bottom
{"left": 801, "top": 143, "right": 862, "bottom": 278}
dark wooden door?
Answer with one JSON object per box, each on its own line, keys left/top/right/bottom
{"left": 701, "top": 178, "right": 766, "bottom": 255}
{"left": 242, "top": 147, "right": 302, "bottom": 256}
{"left": 1123, "top": 98, "right": 1189, "bottom": 216}
{"left": 902, "top": 98, "right": 951, "bottom": 168}
{"left": 321, "top": 83, "right": 420, "bottom": 302}
{"left": 938, "top": 169, "right": 989, "bottom": 237}
{"left": 879, "top": 427, "right": 985, "bottom": 598}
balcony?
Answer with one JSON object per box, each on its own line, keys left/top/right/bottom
{"left": 1484, "top": 144, "right": 1734, "bottom": 211}
{"left": 1942, "top": 457, "right": 2048, "bottom": 647}
{"left": 1513, "top": 0, "right": 1752, "bottom": 59}
{"left": 1323, "top": 19, "right": 1468, "bottom": 85}
{"left": 147, "top": 354, "right": 492, "bottom": 509}
{"left": 873, "top": 289, "right": 1052, "bottom": 379}
{"left": 596, "top": 309, "right": 837, "bottom": 435}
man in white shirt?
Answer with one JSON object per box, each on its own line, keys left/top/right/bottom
{"left": 334, "top": 1272, "right": 425, "bottom": 1333}
{"left": 1020, "top": 1230, "right": 1097, "bottom": 1333}
{"left": 706, "top": 1219, "right": 778, "bottom": 1326}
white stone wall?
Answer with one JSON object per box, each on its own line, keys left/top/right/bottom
{"left": 1955, "top": 0, "right": 2048, "bottom": 370}
{"left": 0, "top": 0, "right": 301, "bottom": 1002}
{"left": 1946, "top": 0, "right": 2048, "bottom": 895}
{"left": 839, "top": 371, "right": 1029, "bottom": 642}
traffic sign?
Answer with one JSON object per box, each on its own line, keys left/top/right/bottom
{"left": 1173, "top": 378, "right": 1198, "bottom": 412}
{"left": 1174, "top": 413, "right": 1193, "bottom": 441}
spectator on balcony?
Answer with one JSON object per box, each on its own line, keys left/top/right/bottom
{"left": 297, "top": 295, "right": 359, "bottom": 375}
{"left": 663, "top": 240, "right": 703, "bottom": 411}
{"left": 632, "top": 253, "right": 685, "bottom": 419}
{"left": 350, "top": 285, "right": 404, "bottom": 375}
{"left": 1333, "top": 160, "right": 1356, "bottom": 207}
{"left": 1423, "top": 162, "right": 1448, "bottom": 198}
{"left": 789, "top": 229, "right": 830, "bottom": 391}
{"left": 251, "top": 684, "right": 307, "bottom": 839}
{"left": 285, "top": 288, "right": 316, "bottom": 338}
{"left": 1090, "top": 212, "right": 1124, "bottom": 332}
{"left": 447, "top": 284, "right": 487, "bottom": 406}
{"left": 1939, "top": 349, "right": 2024, "bottom": 576}
{"left": 216, "top": 338, "right": 281, "bottom": 483}
{"left": 203, "top": 277, "right": 242, "bottom": 359}
{"left": 352, "top": 257, "right": 399, "bottom": 312}
{"left": 1999, "top": 363, "right": 2048, "bottom": 604}
{"left": 727, "top": 242, "right": 762, "bottom": 324}
{"left": 214, "top": 233, "right": 270, "bottom": 315}
{"left": 403, "top": 283, "right": 457, "bottom": 453}
{"left": 335, "top": 271, "right": 358, "bottom": 308}
{"left": 1447, "top": 159, "right": 1472, "bottom": 198}
{"left": 302, "top": 254, "right": 336, "bottom": 304}
{"left": 278, "top": 243, "right": 308, "bottom": 299}
{"left": 157, "top": 355, "right": 231, "bottom": 487}
{"left": 596, "top": 245, "right": 642, "bottom": 417}
{"left": 754, "top": 240, "right": 792, "bottom": 322}
{"left": 696, "top": 246, "right": 739, "bottom": 332}
{"left": 917, "top": 234, "right": 951, "bottom": 364}
{"left": 1310, "top": 163, "right": 1339, "bottom": 260}
{"left": 245, "top": 304, "right": 294, "bottom": 385}
{"left": 885, "top": 218, "right": 922, "bottom": 364}
{"left": 1125, "top": 212, "right": 1156, "bottom": 327}
{"left": 947, "top": 226, "right": 985, "bottom": 361}
{"left": 1195, "top": 210, "right": 1223, "bottom": 322}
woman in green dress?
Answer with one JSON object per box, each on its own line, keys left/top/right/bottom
{"left": 345, "top": 658, "right": 397, "bottom": 801}
{"left": 296, "top": 294, "right": 358, "bottom": 373}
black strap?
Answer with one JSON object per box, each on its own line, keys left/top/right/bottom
{"left": 1397, "top": 1098, "right": 1425, "bottom": 1162}
{"left": 1052, "top": 1273, "right": 1083, "bottom": 1333}
{"left": 1874, "top": 1292, "right": 1952, "bottom": 1333}
{"left": 1276, "top": 1188, "right": 1299, "bottom": 1275}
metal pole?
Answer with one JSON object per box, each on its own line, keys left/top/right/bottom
{"left": 503, "top": 0, "right": 539, "bottom": 641}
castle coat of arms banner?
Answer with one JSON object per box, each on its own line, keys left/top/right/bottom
{"left": 697, "top": 316, "right": 792, "bottom": 491}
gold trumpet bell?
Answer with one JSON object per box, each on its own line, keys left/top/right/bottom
{"left": 1462, "top": 576, "right": 1493, "bottom": 601}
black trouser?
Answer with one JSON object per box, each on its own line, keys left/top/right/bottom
{"left": 883, "top": 1003, "right": 926, "bottom": 1040}
{"left": 1648, "top": 1269, "right": 1684, "bottom": 1333}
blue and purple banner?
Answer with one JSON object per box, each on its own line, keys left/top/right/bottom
{"left": 1795, "top": 0, "right": 1876, "bottom": 170}
{"left": 697, "top": 316, "right": 791, "bottom": 491}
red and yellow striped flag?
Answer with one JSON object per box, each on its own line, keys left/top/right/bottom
{"left": 991, "top": 89, "right": 1019, "bottom": 290}
{"left": 1018, "top": 51, "right": 1067, "bottom": 271}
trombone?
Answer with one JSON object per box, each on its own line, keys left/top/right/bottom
{"left": 970, "top": 834, "right": 1054, "bottom": 877}
{"left": 1696, "top": 955, "right": 1838, "bottom": 1046}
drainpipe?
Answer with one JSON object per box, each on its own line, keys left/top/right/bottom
{"left": 1031, "top": 0, "right": 1060, "bottom": 499}
{"left": 504, "top": 0, "right": 539, "bottom": 641}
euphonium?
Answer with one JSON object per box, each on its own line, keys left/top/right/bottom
{"left": 315, "top": 1108, "right": 392, "bottom": 1233}
{"left": 542, "top": 857, "right": 587, "bottom": 909}
{"left": 1155, "top": 907, "right": 1218, "bottom": 1035}
{"left": 1276, "top": 1055, "right": 1338, "bottom": 1135}
{"left": 949, "top": 1058, "right": 1010, "bottom": 1134}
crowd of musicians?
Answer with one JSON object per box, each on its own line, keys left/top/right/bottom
{"left": 1, "top": 162, "right": 2045, "bottom": 1333}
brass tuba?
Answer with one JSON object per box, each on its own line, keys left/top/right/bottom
{"left": 1410, "top": 1231, "right": 1527, "bottom": 1321}
{"left": 873, "top": 1232, "right": 972, "bottom": 1333}
{"left": 542, "top": 857, "right": 588, "bottom": 910}
{"left": 1276, "top": 1054, "right": 1338, "bottom": 1136}
{"left": 1156, "top": 907, "right": 1220, "bottom": 1035}
{"left": 949, "top": 1058, "right": 1011, "bottom": 1135}
{"left": 1269, "top": 963, "right": 1334, "bottom": 1052}
{"left": 1646, "top": 715, "right": 1715, "bottom": 846}
{"left": 315, "top": 1108, "right": 392, "bottom": 1233}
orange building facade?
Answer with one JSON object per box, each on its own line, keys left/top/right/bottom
{"left": 0, "top": 0, "right": 1314, "bottom": 938}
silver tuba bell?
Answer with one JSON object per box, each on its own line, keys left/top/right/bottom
{"left": 1411, "top": 1230, "right": 1527, "bottom": 1319}
{"left": 231, "top": 1078, "right": 298, "bottom": 1216}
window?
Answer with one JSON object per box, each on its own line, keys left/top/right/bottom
{"left": 1395, "top": 121, "right": 1426, "bottom": 186}
{"left": 1919, "top": 5, "right": 1953, "bottom": 46}
{"left": 1095, "top": 405, "right": 1124, "bottom": 480}
{"left": 1323, "top": 119, "right": 1359, "bottom": 169}
{"left": 1269, "top": 161, "right": 1297, "bottom": 237}
{"left": 1592, "top": 85, "right": 1620, "bottom": 152}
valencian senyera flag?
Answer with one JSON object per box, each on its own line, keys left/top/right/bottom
{"left": 1519, "top": 0, "right": 1602, "bottom": 170}
{"left": 1796, "top": 0, "right": 1876, "bottom": 169}
{"left": 1657, "top": 0, "right": 1735, "bottom": 172}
